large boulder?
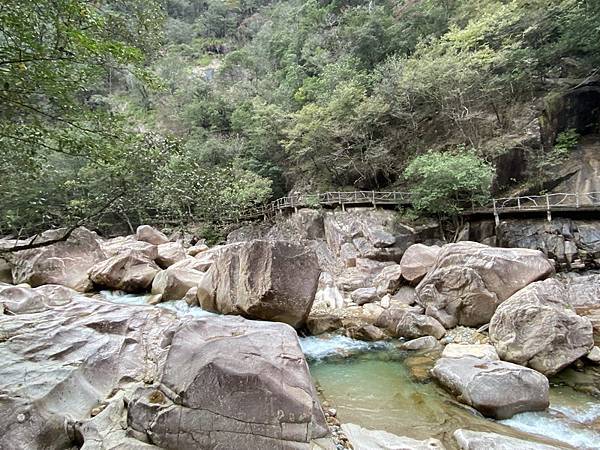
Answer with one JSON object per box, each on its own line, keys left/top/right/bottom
{"left": 375, "top": 307, "right": 445, "bottom": 339}
{"left": 432, "top": 356, "right": 549, "bottom": 419}
{"left": 88, "top": 250, "right": 161, "bottom": 293}
{"left": 155, "top": 241, "right": 186, "bottom": 268}
{"left": 197, "top": 240, "right": 321, "bottom": 329}
{"left": 453, "top": 429, "right": 562, "bottom": 450}
{"left": 0, "top": 294, "right": 327, "bottom": 450}
{"left": 415, "top": 242, "right": 555, "bottom": 328}
{"left": 11, "top": 227, "right": 106, "bottom": 292}
{"left": 100, "top": 235, "right": 158, "bottom": 259}
{"left": 341, "top": 424, "right": 445, "bottom": 450}
{"left": 489, "top": 279, "right": 594, "bottom": 375}
{"left": 136, "top": 225, "right": 169, "bottom": 245}
{"left": 151, "top": 267, "right": 205, "bottom": 302}
{"left": 373, "top": 264, "right": 403, "bottom": 296}
{"left": 400, "top": 244, "right": 440, "bottom": 284}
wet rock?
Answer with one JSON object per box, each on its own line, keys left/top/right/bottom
{"left": 197, "top": 240, "right": 320, "bottom": 329}
{"left": 89, "top": 250, "right": 161, "bottom": 293}
{"left": 0, "top": 295, "right": 327, "bottom": 450}
{"left": 151, "top": 267, "right": 205, "bottom": 302}
{"left": 155, "top": 241, "right": 186, "bottom": 268}
{"left": 432, "top": 356, "right": 549, "bottom": 419}
{"left": 11, "top": 227, "right": 106, "bottom": 292}
{"left": 307, "top": 314, "right": 344, "bottom": 335}
{"left": 416, "top": 242, "right": 554, "bottom": 328}
{"left": 441, "top": 344, "right": 499, "bottom": 361}
{"left": 345, "top": 324, "right": 387, "bottom": 341}
{"left": 400, "top": 336, "right": 440, "bottom": 351}
{"left": 373, "top": 264, "right": 403, "bottom": 296}
{"left": 453, "top": 429, "right": 562, "bottom": 450}
{"left": 341, "top": 423, "right": 445, "bottom": 450}
{"left": 400, "top": 244, "right": 441, "bottom": 284}
{"left": 135, "top": 225, "right": 169, "bottom": 245}
{"left": 490, "top": 279, "right": 594, "bottom": 375}
{"left": 350, "top": 287, "right": 379, "bottom": 305}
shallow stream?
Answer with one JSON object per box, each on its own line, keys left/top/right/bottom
{"left": 100, "top": 292, "right": 600, "bottom": 449}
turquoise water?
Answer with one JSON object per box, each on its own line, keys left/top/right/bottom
{"left": 303, "top": 335, "right": 600, "bottom": 449}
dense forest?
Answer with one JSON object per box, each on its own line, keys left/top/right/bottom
{"left": 1, "top": 0, "right": 599, "bottom": 239}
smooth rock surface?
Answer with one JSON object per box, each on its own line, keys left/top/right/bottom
{"left": 0, "top": 295, "right": 327, "bottom": 450}
{"left": 432, "top": 356, "right": 549, "bottom": 419}
{"left": 351, "top": 287, "right": 379, "bottom": 305}
{"left": 490, "top": 279, "right": 594, "bottom": 375}
{"left": 394, "top": 310, "right": 446, "bottom": 340}
{"left": 155, "top": 241, "right": 186, "bottom": 268}
{"left": 136, "top": 225, "right": 169, "bottom": 245}
{"left": 89, "top": 250, "right": 161, "bottom": 293}
{"left": 151, "top": 266, "right": 205, "bottom": 302}
{"left": 11, "top": 227, "right": 106, "bottom": 292}
{"left": 400, "top": 244, "right": 440, "bottom": 284}
{"left": 400, "top": 336, "right": 440, "bottom": 351}
{"left": 342, "top": 423, "right": 445, "bottom": 450}
{"left": 416, "top": 242, "right": 554, "bottom": 328}
{"left": 453, "top": 429, "right": 562, "bottom": 450}
{"left": 197, "top": 240, "right": 320, "bottom": 328}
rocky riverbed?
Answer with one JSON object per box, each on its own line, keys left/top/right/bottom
{"left": 1, "top": 208, "right": 600, "bottom": 449}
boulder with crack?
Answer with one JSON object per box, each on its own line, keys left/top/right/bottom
{"left": 490, "top": 278, "right": 594, "bottom": 375}
{"left": 415, "top": 242, "right": 554, "bottom": 328}
{"left": 197, "top": 240, "right": 320, "bottom": 329}
{"left": 0, "top": 291, "right": 327, "bottom": 449}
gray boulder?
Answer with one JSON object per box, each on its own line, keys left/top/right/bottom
{"left": 197, "top": 240, "right": 320, "bottom": 329}
{"left": 432, "top": 356, "right": 549, "bottom": 419}
{"left": 89, "top": 250, "right": 161, "bottom": 293}
{"left": 453, "top": 429, "right": 562, "bottom": 450}
{"left": 490, "top": 279, "right": 594, "bottom": 375}
{"left": 0, "top": 283, "right": 80, "bottom": 314}
{"left": 350, "top": 287, "right": 379, "bottom": 305}
{"left": 416, "top": 242, "right": 554, "bottom": 328}
{"left": 11, "top": 227, "right": 106, "bottom": 292}
{"left": 151, "top": 266, "right": 205, "bottom": 302}
{"left": 136, "top": 225, "right": 169, "bottom": 245}
{"left": 373, "top": 264, "right": 403, "bottom": 296}
{"left": 400, "top": 336, "right": 440, "bottom": 351}
{"left": 155, "top": 241, "right": 186, "bottom": 268}
{"left": 0, "top": 294, "right": 327, "bottom": 450}
{"left": 400, "top": 244, "right": 440, "bottom": 284}
{"left": 395, "top": 310, "right": 446, "bottom": 340}
{"left": 100, "top": 235, "right": 158, "bottom": 259}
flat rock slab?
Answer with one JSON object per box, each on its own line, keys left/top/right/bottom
{"left": 431, "top": 356, "right": 549, "bottom": 419}
{"left": 441, "top": 343, "right": 499, "bottom": 361}
{"left": 341, "top": 423, "right": 445, "bottom": 450}
{"left": 453, "top": 429, "right": 563, "bottom": 450}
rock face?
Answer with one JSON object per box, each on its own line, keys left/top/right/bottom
{"left": 453, "top": 429, "right": 562, "bottom": 450}
{"left": 432, "top": 356, "right": 549, "bottom": 419}
{"left": 416, "top": 242, "right": 554, "bottom": 328}
{"left": 341, "top": 423, "right": 445, "bottom": 450}
{"left": 489, "top": 279, "right": 594, "bottom": 375}
{"left": 497, "top": 218, "right": 600, "bottom": 270}
{"left": 400, "top": 244, "right": 440, "bottom": 284}
{"left": 11, "top": 227, "right": 106, "bottom": 292}
{"left": 373, "top": 264, "right": 403, "bottom": 296}
{"left": 197, "top": 240, "right": 320, "bottom": 329}
{"left": 136, "top": 225, "right": 169, "bottom": 245}
{"left": 0, "top": 283, "right": 81, "bottom": 314}
{"left": 89, "top": 250, "right": 161, "bottom": 293}
{"left": 0, "top": 292, "right": 327, "bottom": 450}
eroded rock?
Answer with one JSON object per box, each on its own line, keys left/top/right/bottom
{"left": 490, "top": 279, "right": 594, "bottom": 375}
{"left": 416, "top": 242, "right": 554, "bottom": 328}
{"left": 89, "top": 250, "right": 161, "bottom": 293}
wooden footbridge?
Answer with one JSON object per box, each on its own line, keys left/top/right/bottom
{"left": 234, "top": 191, "right": 600, "bottom": 223}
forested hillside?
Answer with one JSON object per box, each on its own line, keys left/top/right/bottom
{"left": 1, "top": 0, "right": 599, "bottom": 239}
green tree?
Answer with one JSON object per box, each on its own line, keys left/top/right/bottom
{"left": 404, "top": 149, "right": 494, "bottom": 217}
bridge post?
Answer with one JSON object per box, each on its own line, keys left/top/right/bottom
{"left": 576, "top": 193, "right": 580, "bottom": 208}
{"left": 546, "top": 194, "right": 552, "bottom": 222}
{"left": 372, "top": 191, "right": 376, "bottom": 209}
{"left": 493, "top": 199, "right": 500, "bottom": 227}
